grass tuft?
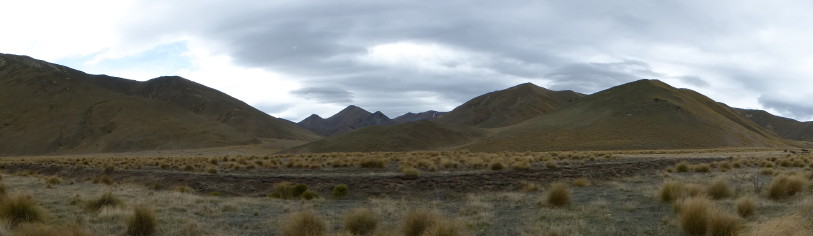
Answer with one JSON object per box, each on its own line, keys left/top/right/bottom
{"left": 572, "top": 178, "right": 591, "bottom": 187}
{"left": 0, "top": 194, "right": 48, "bottom": 226}
{"left": 85, "top": 192, "right": 123, "bottom": 211}
{"left": 127, "top": 205, "right": 157, "bottom": 236}
{"left": 546, "top": 182, "right": 571, "bottom": 207}
{"left": 401, "top": 209, "right": 442, "bottom": 236}
{"left": 767, "top": 174, "right": 809, "bottom": 200}
{"left": 707, "top": 177, "right": 732, "bottom": 200}
{"left": 282, "top": 211, "right": 326, "bottom": 236}
{"left": 332, "top": 184, "right": 349, "bottom": 198}
{"left": 735, "top": 195, "right": 756, "bottom": 218}
{"left": 343, "top": 208, "right": 378, "bottom": 235}
{"left": 677, "top": 197, "right": 712, "bottom": 235}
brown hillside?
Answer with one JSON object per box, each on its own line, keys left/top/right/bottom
{"left": 435, "top": 82, "right": 584, "bottom": 128}
{"left": 281, "top": 121, "right": 476, "bottom": 153}
{"left": 737, "top": 108, "right": 813, "bottom": 142}
{"left": 298, "top": 105, "right": 393, "bottom": 136}
{"left": 464, "top": 79, "right": 790, "bottom": 152}
{"left": 392, "top": 110, "right": 446, "bottom": 124}
{"left": 0, "top": 53, "right": 310, "bottom": 155}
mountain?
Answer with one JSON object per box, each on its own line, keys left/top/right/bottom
{"left": 737, "top": 108, "right": 813, "bottom": 142}
{"left": 283, "top": 121, "right": 475, "bottom": 153}
{"left": 463, "top": 79, "right": 789, "bottom": 152}
{"left": 392, "top": 110, "right": 446, "bottom": 124}
{"left": 434, "top": 82, "right": 584, "bottom": 128}
{"left": 0, "top": 53, "right": 317, "bottom": 155}
{"left": 297, "top": 105, "right": 394, "bottom": 136}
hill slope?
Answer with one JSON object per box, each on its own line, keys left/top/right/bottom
{"left": 392, "top": 110, "right": 446, "bottom": 124}
{"left": 464, "top": 79, "right": 789, "bottom": 152}
{"left": 283, "top": 121, "right": 475, "bottom": 153}
{"left": 737, "top": 108, "right": 813, "bottom": 142}
{"left": 0, "top": 53, "right": 315, "bottom": 155}
{"left": 435, "top": 83, "right": 584, "bottom": 128}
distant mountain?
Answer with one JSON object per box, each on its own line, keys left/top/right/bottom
{"left": 392, "top": 110, "right": 446, "bottom": 124}
{"left": 298, "top": 105, "right": 394, "bottom": 136}
{"left": 434, "top": 82, "right": 584, "bottom": 128}
{"left": 283, "top": 121, "right": 475, "bottom": 153}
{"left": 0, "top": 53, "right": 318, "bottom": 156}
{"left": 737, "top": 108, "right": 813, "bottom": 142}
{"left": 464, "top": 79, "right": 789, "bottom": 152}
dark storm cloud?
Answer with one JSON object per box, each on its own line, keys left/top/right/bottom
{"left": 122, "top": 0, "right": 813, "bottom": 120}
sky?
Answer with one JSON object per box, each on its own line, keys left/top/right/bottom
{"left": 4, "top": 0, "right": 813, "bottom": 122}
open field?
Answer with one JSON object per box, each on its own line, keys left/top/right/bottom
{"left": 0, "top": 148, "right": 811, "bottom": 235}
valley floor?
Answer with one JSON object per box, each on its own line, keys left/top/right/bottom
{"left": 0, "top": 148, "right": 809, "bottom": 235}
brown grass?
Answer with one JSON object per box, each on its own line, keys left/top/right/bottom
{"left": 401, "top": 209, "right": 442, "bottom": 236}
{"left": 85, "top": 192, "right": 123, "bottom": 211}
{"left": 745, "top": 215, "right": 812, "bottom": 236}
{"left": 422, "top": 219, "right": 465, "bottom": 236}
{"left": 13, "top": 223, "right": 90, "bottom": 236}
{"left": 707, "top": 177, "right": 732, "bottom": 200}
{"left": 572, "top": 178, "right": 591, "bottom": 187}
{"left": 767, "top": 174, "right": 809, "bottom": 200}
{"left": 677, "top": 197, "right": 712, "bottom": 235}
{"left": 343, "top": 208, "right": 378, "bottom": 235}
{"left": 0, "top": 194, "right": 49, "bottom": 226}
{"left": 735, "top": 196, "right": 756, "bottom": 218}
{"left": 706, "top": 210, "right": 742, "bottom": 236}
{"left": 546, "top": 182, "right": 571, "bottom": 207}
{"left": 127, "top": 205, "right": 157, "bottom": 236}
{"left": 283, "top": 211, "right": 326, "bottom": 236}
{"left": 675, "top": 161, "right": 689, "bottom": 172}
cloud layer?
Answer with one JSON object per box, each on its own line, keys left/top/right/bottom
{"left": 5, "top": 1, "right": 813, "bottom": 121}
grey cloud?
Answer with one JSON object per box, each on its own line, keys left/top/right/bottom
{"left": 291, "top": 87, "right": 353, "bottom": 104}
{"left": 758, "top": 96, "right": 813, "bottom": 121}
{"left": 120, "top": 0, "right": 813, "bottom": 120}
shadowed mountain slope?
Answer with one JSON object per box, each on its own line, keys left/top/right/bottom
{"left": 0, "top": 53, "right": 316, "bottom": 155}
{"left": 737, "top": 108, "right": 813, "bottom": 142}
{"left": 392, "top": 110, "right": 446, "bottom": 124}
{"left": 298, "top": 105, "right": 393, "bottom": 136}
{"left": 283, "top": 121, "right": 475, "bottom": 153}
{"left": 464, "top": 79, "right": 789, "bottom": 152}
{"left": 434, "top": 83, "right": 584, "bottom": 128}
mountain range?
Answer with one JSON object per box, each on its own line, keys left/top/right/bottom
{"left": 2, "top": 52, "right": 811, "bottom": 155}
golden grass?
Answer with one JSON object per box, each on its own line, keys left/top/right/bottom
{"left": 546, "top": 182, "right": 571, "bottom": 207}
{"left": 767, "top": 174, "right": 809, "bottom": 200}
{"left": 745, "top": 215, "right": 812, "bottom": 236}
{"left": 13, "top": 223, "right": 90, "bottom": 236}
{"left": 706, "top": 177, "right": 732, "bottom": 200}
{"left": 735, "top": 195, "right": 756, "bottom": 218}
{"left": 572, "top": 178, "right": 591, "bottom": 187}
{"left": 85, "top": 191, "right": 124, "bottom": 211}
{"left": 283, "top": 211, "right": 326, "bottom": 236}
{"left": 0, "top": 194, "right": 49, "bottom": 226}
{"left": 127, "top": 206, "right": 157, "bottom": 236}
{"left": 677, "top": 197, "right": 712, "bottom": 235}
{"left": 401, "top": 209, "right": 442, "bottom": 236}
{"left": 343, "top": 208, "right": 378, "bottom": 235}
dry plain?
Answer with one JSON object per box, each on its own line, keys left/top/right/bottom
{"left": 0, "top": 146, "right": 810, "bottom": 235}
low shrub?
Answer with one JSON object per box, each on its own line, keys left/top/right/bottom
{"left": 332, "top": 184, "right": 349, "bottom": 198}
{"left": 675, "top": 161, "right": 690, "bottom": 172}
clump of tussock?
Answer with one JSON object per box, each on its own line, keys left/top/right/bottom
{"left": 172, "top": 185, "right": 195, "bottom": 193}
{"left": 546, "top": 182, "right": 571, "bottom": 207}
{"left": 676, "top": 197, "right": 742, "bottom": 236}
{"left": 127, "top": 206, "right": 157, "bottom": 236}
{"left": 332, "top": 184, "right": 349, "bottom": 198}
{"left": 85, "top": 192, "right": 123, "bottom": 211}
{"left": 745, "top": 215, "right": 812, "bottom": 236}
{"left": 13, "top": 223, "right": 90, "bottom": 236}
{"left": 519, "top": 181, "right": 541, "bottom": 192}
{"left": 269, "top": 182, "right": 309, "bottom": 199}
{"left": 767, "top": 174, "right": 809, "bottom": 200}
{"left": 675, "top": 161, "right": 690, "bottom": 172}
{"left": 572, "top": 178, "right": 591, "bottom": 187}
{"left": 544, "top": 160, "right": 558, "bottom": 169}
{"left": 422, "top": 218, "right": 466, "bottom": 236}
{"left": 401, "top": 209, "right": 442, "bottom": 236}
{"left": 692, "top": 163, "right": 711, "bottom": 172}
{"left": 707, "top": 177, "right": 732, "bottom": 200}
{"left": 282, "top": 211, "right": 326, "bottom": 236}
{"left": 735, "top": 195, "right": 756, "bottom": 218}
{"left": 659, "top": 180, "right": 706, "bottom": 202}
{"left": 401, "top": 167, "right": 421, "bottom": 179}
{"left": 0, "top": 194, "right": 49, "bottom": 226}
{"left": 343, "top": 208, "right": 377, "bottom": 235}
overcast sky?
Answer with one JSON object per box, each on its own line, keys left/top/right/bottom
{"left": 4, "top": 0, "right": 813, "bottom": 122}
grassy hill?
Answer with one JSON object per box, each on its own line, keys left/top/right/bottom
{"left": 464, "top": 79, "right": 790, "bottom": 152}
{"left": 737, "top": 108, "right": 813, "bottom": 142}
{"left": 435, "top": 83, "right": 584, "bottom": 128}
{"left": 0, "top": 53, "right": 316, "bottom": 155}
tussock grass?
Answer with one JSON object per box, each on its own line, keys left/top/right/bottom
{"left": 332, "top": 184, "right": 349, "bottom": 198}
{"left": 735, "top": 195, "right": 756, "bottom": 218}
{"left": 745, "top": 215, "right": 812, "bottom": 236}
{"left": 127, "top": 206, "right": 157, "bottom": 236}
{"left": 546, "top": 182, "right": 571, "bottom": 207}
{"left": 572, "top": 178, "right": 591, "bottom": 187}
{"left": 343, "top": 208, "right": 377, "bottom": 235}
{"left": 85, "top": 192, "right": 123, "bottom": 211}
{"left": 707, "top": 177, "right": 732, "bottom": 200}
{"left": 675, "top": 161, "right": 689, "bottom": 172}
{"left": 422, "top": 219, "right": 465, "bottom": 236}
{"left": 0, "top": 194, "right": 49, "bottom": 226}
{"left": 659, "top": 180, "right": 705, "bottom": 202}
{"left": 767, "top": 174, "right": 809, "bottom": 200}
{"left": 676, "top": 197, "right": 742, "bottom": 236}
{"left": 692, "top": 163, "right": 711, "bottom": 172}
{"left": 401, "top": 209, "right": 442, "bottom": 236}
{"left": 706, "top": 210, "right": 742, "bottom": 236}
{"left": 283, "top": 211, "right": 326, "bottom": 236}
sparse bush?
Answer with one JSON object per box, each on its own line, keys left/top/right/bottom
{"left": 736, "top": 196, "right": 756, "bottom": 217}
{"left": 707, "top": 177, "right": 732, "bottom": 200}
{"left": 301, "top": 191, "right": 319, "bottom": 200}
{"left": 293, "top": 184, "right": 308, "bottom": 197}
{"left": 333, "top": 184, "right": 349, "bottom": 198}
{"left": 572, "top": 178, "right": 591, "bottom": 187}
{"left": 282, "top": 211, "right": 326, "bottom": 236}
{"left": 0, "top": 194, "right": 48, "bottom": 226}
{"left": 401, "top": 209, "right": 442, "bottom": 236}
{"left": 546, "top": 182, "right": 571, "bottom": 207}
{"left": 85, "top": 192, "right": 123, "bottom": 211}
{"left": 767, "top": 174, "right": 809, "bottom": 200}
{"left": 127, "top": 206, "right": 157, "bottom": 236}
{"left": 344, "top": 208, "right": 377, "bottom": 235}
